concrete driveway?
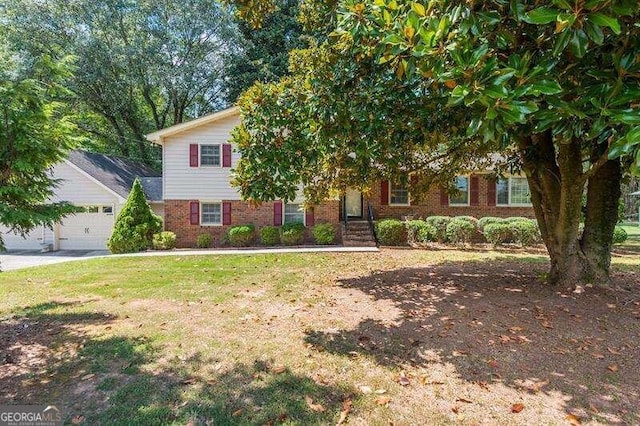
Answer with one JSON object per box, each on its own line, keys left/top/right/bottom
{"left": 0, "top": 250, "right": 109, "bottom": 271}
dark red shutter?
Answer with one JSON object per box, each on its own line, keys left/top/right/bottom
{"left": 222, "top": 144, "right": 232, "bottom": 167}
{"left": 439, "top": 186, "right": 449, "bottom": 206}
{"left": 189, "top": 144, "right": 199, "bottom": 167}
{"left": 189, "top": 201, "right": 199, "bottom": 225}
{"left": 487, "top": 177, "right": 497, "bottom": 206}
{"left": 470, "top": 176, "right": 480, "bottom": 206}
{"left": 305, "top": 207, "right": 315, "bottom": 227}
{"left": 380, "top": 180, "right": 389, "bottom": 205}
{"left": 273, "top": 200, "right": 283, "bottom": 226}
{"left": 222, "top": 202, "right": 232, "bottom": 225}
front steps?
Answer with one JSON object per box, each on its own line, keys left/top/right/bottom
{"left": 342, "top": 220, "right": 377, "bottom": 247}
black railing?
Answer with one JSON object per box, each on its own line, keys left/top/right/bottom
{"left": 343, "top": 196, "right": 348, "bottom": 228}
{"left": 367, "top": 203, "right": 378, "bottom": 245}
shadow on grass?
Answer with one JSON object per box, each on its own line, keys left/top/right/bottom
{"left": 0, "top": 302, "right": 355, "bottom": 425}
{"left": 305, "top": 260, "right": 640, "bottom": 423}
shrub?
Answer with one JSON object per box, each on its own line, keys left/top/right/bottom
{"left": 453, "top": 216, "right": 479, "bottom": 226}
{"left": 280, "top": 222, "right": 305, "bottom": 245}
{"left": 312, "top": 223, "right": 336, "bottom": 245}
{"left": 503, "top": 216, "right": 532, "bottom": 223}
{"left": 152, "top": 231, "right": 176, "bottom": 250}
{"left": 424, "top": 216, "right": 451, "bottom": 242}
{"left": 477, "top": 216, "right": 504, "bottom": 230}
{"left": 107, "top": 179, "right": 162, "bottom": 253}
{"left": 406, "top": 220, "right": 434, "bottom": 244}
{"left": 446, "top": 218, "right": 477, "bottom": 244}
{"left": 260, "top": 226, "right": 280, "bottom": 246}
{"left": 510, "top": 220, "right": 541, "bottom": 246}
{"left": 375, "top": 219, "right": 407, "bottom": 246}
{"left": 228, "top": 224, "right": 255, "bottom": 247}
{"left": 483, "top": 223, "right": 515, "bottom": 246}
{"left": 196, "top": 233, "right": 213, "bottom": 248}
{"left": 613, "top": 227, "right": 628, "bottom": 244}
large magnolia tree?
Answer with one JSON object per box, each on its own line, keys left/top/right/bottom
{"left": 232, "top": 0, "right": 640, "bottom": 288}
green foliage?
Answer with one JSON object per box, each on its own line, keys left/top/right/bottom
{"left": 483, "top": 223, "right": 515, "bottom": 246}
{"left": 0, "top": 51, "right": 77, "bottom": 251}
{"left": 375, "top": 219, "right": 407, "bottom": 246}
{"left": 406, "top": 220, "right": 434, "bottom": 244}
{"left": 107, "top": 179, "right": 162, "bottom": 254}
{"left": 152, "top": 232, "right": 177, "bottom": 250}
{"left": 280, "top": 222, "right": 305, "bottom": 245}
{"left": 446, "top": 218, "right": 477, "bottom": 245}
{"left": 196, "top": 233, "right": 213, "bottom": 249}
{"left": 510, "top": 220, "right": 542, "bottom": 247}
{"left": 424, "top": 216, "right": 451, "bottom": 243}
{"left": 311, "top": 223, "right": 336, "bottom": 245}
{"left": 613, "top": 227, "right": 628, "bottom": 244}
{"left": 228, "top": 224, "right": 256, "bottom": 247}
{"left": 477, "top": 217, "right": 504, "bottom": 230}
{"left": 260, "top": 226, "right": 281, "bottom": 245}
{"left": 503, "top": 217, "right": 533, "bottom": 224}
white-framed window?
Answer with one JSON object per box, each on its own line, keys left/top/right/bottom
{"left": 201, "top": 202, "right": 222, "bottom": 225}
{"left": 200, "top": 144, "right": 221, "bottom": 166}
{"left": 497, "top": 176, "right": 532, "bottom": 206}
{"left": 449, "top": 176, "right": 469, "bottom": 205}
{"left": 389, "top": 181, "right": 409, "bottom": 206}
{"left": 284, "top": 203, "right": 305, "bottom": 225}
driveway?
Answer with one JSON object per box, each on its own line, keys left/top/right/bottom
{"left": 0, "top": 250, "right": 109, "bottom": 271}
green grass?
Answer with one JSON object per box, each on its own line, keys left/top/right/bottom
{"left": 617, "top": 224, "right": 640, "bottom": 251}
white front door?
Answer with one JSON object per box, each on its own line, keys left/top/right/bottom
{"left": 58, "top": 206, "right": 115, "bottom": 250}
{"left": 345, "top": 189, "right": 362, "bottom": 218}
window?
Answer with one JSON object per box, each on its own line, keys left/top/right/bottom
{"left": 390, "top": 181, "right": 409, "bottom": 205}
{"left": 497, "top": 177, "right": 532, "bottom": 206}
{"left": 284, "top": 203, "right": 304, "bottom": 224}
{"left": 102, "top": 206, "right": 113, "bottom": 214}
{"left": 449, "top": 176, "right": 469, "bottom": 205}
{"left": 200, "top": 144, "right": 221, "bottom": 166}
{"left": 201, "top": 203, "right": 222, "bottom": 225}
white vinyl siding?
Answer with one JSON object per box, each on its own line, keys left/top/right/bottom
{"left": 449, "top": 176, "right": 469, "bottom": 205}
{"left": 163, "top": 115, "right": 242, "bottom": 200}
{"left": 52, "top": 162, "right": 123, "bottom": 206}
{"left": 497, "top": 176, "right": 532, "bottom": 206}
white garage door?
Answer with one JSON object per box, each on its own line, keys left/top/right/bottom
{"left": 58, "top": 206, "right": 115, "bottom": 250}
{"left": 0, "top": 226, "right": 49, "bottom": 250}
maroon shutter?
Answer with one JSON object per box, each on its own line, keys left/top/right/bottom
{"left": 189, "top": 144, "right": 199, "bottom": 167}
{"left": 189, "top": 201, "right": 199, "bottom": 225}
{"left": 439, "top": 186, "right": 449, "bottom": 206}
{"left": 273, "top": 201, "right": 283, "bottom": 226}
{"left": 380, "top": 180, "right": 389, "bottom": 205}
{"left": 470, "top": 176, "right": 480, "bottom": 206}
{"left": 222, "top": 202, "right": 232, "bottom": 225}
{"left": 487, "top": 177, "right": 497, "bottom": 206}
{"left": 305, "top": 207, "right": 315, "bottom": 227}
{"left": 222, "top": 144, "right": 232, "bottom": 167}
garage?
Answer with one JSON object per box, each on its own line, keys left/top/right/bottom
{"left": 0, "top": 226, "right": 51, "bottom": 250}
{"left": 58, "top": 206, "right": 115, "bottom": 250}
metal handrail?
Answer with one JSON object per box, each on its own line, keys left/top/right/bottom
{"left": 367, "top": 203, "right": 378, "bottom": 245}
{"left": 343, "top": 196, "right": 348, "bottom": 228}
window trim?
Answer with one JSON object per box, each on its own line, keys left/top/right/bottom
{"left": 496, "top": 176, "right": 532, "bottom": 207}
{"left": 199, "top": 143, "right": 222, "bottom": 167}
{"left": 449, "top": 175, "right": 470, "bottom": 206}
{"left": 283, "top": 202, "right": 306, "bottom": 226}
{"left": 388, "top": 180, "right": 410, "bottom": 206}
{"left": 200, "top": 201, "right": 223, "bottom": 226}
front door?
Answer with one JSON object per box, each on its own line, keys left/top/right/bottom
{"left": 345, "top": 189, "right": 363, "bottom": 218}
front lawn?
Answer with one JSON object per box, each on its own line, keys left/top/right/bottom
{"left": 1, "top": 249, "right": 638, "bottom": 425}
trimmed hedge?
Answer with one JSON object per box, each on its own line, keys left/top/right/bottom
{"left": 260, "top": 226, "right": 280, "bottom": 246}
{"left": 228, "top": 224, "right": 255, "bottom": 247}
{"left": 446, "top": 218, "right": 477, "bottom": 244}
{"left": 280, "top": 222, "right": 305, "bottom": 245}
{"left": 613, "top": 226, "right": 628, "bottom": 244}
{"left": 406, "top": 220, "right": 435, "bottom": 244}
{"left": 503, "top": 216, "right": 531, "bottom": 223}
{"left": 477, "top": 216, "right": 503, "bottom": 230}
{"left": 424, "top": 216, "right": 451, "bottom": 242}
{"left": 196, "top": 233, "right": 213, "bottom": 248}
{"left": 483, "top": 222, "right": 514, "bottom": 246}
{"left": 152, "top": 231, "right": 176, "bottom": 250}
{"left": 312, "top": 223, "right": 336, "bottom": 245}
{"left": 510, "top": 219, "right": 541, "bottom": 246}
{"left": 375, "top": 219, "right": 407, "bottom": 246}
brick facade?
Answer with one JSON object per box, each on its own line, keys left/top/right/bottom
{"left": 361, "top": 175, "right": 535, "bottom": 220}
{"left": 165, "top": 199, "right": 341, "bottom": 248}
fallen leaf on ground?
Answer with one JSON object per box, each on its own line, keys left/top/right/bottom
{"left": 397, "top": 376, "right": 410, "bottom": 386}
{"left": 451, "top": 405, "right": 460, "bottom": 414}
{"left": 271, "top": 365, "right": 286, "bottom": 374}
{"left": 375, "top": 396, "right": 391, "bottom": 406}
{"left": 337, "top": 399, "right": 352, "bottom": 425}
{"left": 358, "top": 385, "right": 372, "bottom": 394}
{"left": 375, "top": 389, "right": 387, "bottom": 394}
{"left": 232, "top": 409, "right": 243, "bottom": 417}
{"left": 305, "top": 396, "right": 325, "bottom": 412}
{"left": 71, "top": 415, "right": 85, "bottom": 424}
{"left": 456, "top": 398, "right": 473, "bottom": 404}
{"left": 511, "top": 403, "right": 524, "bottom": 413}
{"left": 541, "top": 321, "right": 554, "bottom": 329}
{"left": 607, "top": 364, "right": 619, "bottom": 372}
{"left": 566, "top": 413, "right": 581, "bottom": 425}
{"left": 607, "top": 347, "right": 621, "bottom": 355}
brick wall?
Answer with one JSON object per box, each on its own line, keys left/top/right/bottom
{"left": 165, "top": 199, "right": 341, "bottom": 248}
{"left": 364, "top": 175, "right": 535, "bottom": 220}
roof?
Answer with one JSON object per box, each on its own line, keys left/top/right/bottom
{"left": 145, "top": 107, "right": 239, "bottom": 143}
{"left": 66, "top": 150, "right": 162, "bottom": 201}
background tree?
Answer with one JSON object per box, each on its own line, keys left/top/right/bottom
{"left": 0, "top": 49, "right": 77, "bottom": 251}
{"left": 231, "top": 0, "right": 640, "bottom": 287}
{"left": 2, "top": 0, "right": 241, "bottom": 164}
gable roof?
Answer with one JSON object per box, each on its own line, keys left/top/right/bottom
{"left": 145, "top": 107, "right": 239, "bottom": 143}
{"left": 66, "top": 150, "right": 162, "bottom": 201}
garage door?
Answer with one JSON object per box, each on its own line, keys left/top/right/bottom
{"left": 0, "top": 226, "right": 49, "bottom": 250}
{"left": 58, "top": 205, "right": 115, "bottom": 250}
